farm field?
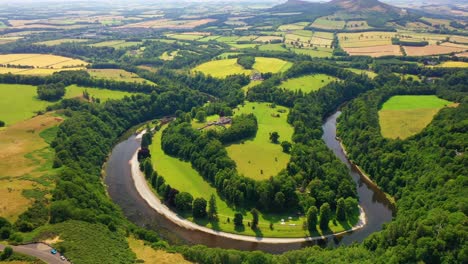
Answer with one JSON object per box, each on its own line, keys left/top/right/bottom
{"left": 345, "top": 20, "right": 371, "bottom": 30}
{"left": 159, "top": 50, "right": 179, "bottom": 60}
{"left": 90, "top": 40, "right": 141, "bottom": 49}
{"left": 165, "top": 33, "right": 205, "bottom": 41}
{"left": 280, "top": 74, "right": 337, "bottom": 93}
{"left": 277, "top": 22, "right": 307, "bottom": 31}
{"left": 0, "top": 67, "right": 83, "bottom": 75}
{"left": 151, "top": 124, "right": 353, "bottom": 237}
{"left": 403, "top": 45, "right": 467, "bottom": 56}
{"left": 65, "top": 85, "right": 135, "bottom": 101}
{"left": 193, "top": 57, "right": 292, "bottom": 78}
{"left": 0, "top": 113, "right": 62, "bottom": 222}
{"left": 120, "top": 19, "right": 216, "bottom": 29}
{"left": 0, "top": 53, "right": 87, "bottom": 68}
{"left": 343, "top": 45, "right": 402, "bottom": 57}
{"left": 254, "top": 36, "right": 283, "bottom": 43}
{"left": 87, "top": 69, "right": 155, "bottom": 84}
{"left": 291, "top": 47, "right": 333, "bottom": 58}
{"left": 345, "top": 68, "right": 378, "bottom": 79}
{"left": 434, "top": 61, "right": 468, "bottom": 68}
{"left": 226, "top": 102, "right": 293, "bottom": 180}
{"left": 35, "top": 38, "right": 89, "bottom": 46}
{"left": 0, "top": 84, "right": 53, "bottom": 125}
{"left": 379, "top": 95, "right": 454, "bottom": 139}
{"left": 285, "top": 31, "right": 334, "bottom": 48}
{"left": 310, "top": 17, "right": 345, "bottom": 30}
{"left": 258, "top": 43, "right": 288, "bottom": 52}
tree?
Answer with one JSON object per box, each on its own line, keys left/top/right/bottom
{"left": 0, "top": 120, "right": 4, "bottom": 127}
{"left": 37, "top": 83, "right": 66, "bottom": 101}
{"left": 344, "top": 197, "right": 358, "bottom": 217}
{"left": 195, "top": 110, "right": 207, "bottom": 123}
{"left": 336, "top": 197, "right": 346, "bottom": 221}
{"left": 208, "top": 194, "right": 218, "bottom": 221}
{"left": 0, "top": 227, "right": 10, "bottom": 239}
{"left": 307, "top": 206, "right": 318, "bottom": 233}
{"left": 143, "top": 159, "right": 153, "bottom": 179}
{"left": 251, "top": 208, "right": 259, "bottom": 229}
{"left": 192, "top": 198, "right": 207, "bottom": 218}
{"left": 270, "top": 132, "right": 279, "bottom": 144}
{"left": 319, "top": 203, "right": 331, "bottom": 230}
{"left": 234, "top": 213, "right": 243, "bottom": 227}
{"left": 0, "top": 246, "right": 12, "bottom": 260}
{"left": 274, "top": 192, "right": 286, "bottom": 210}
{"left": 175, "top": 192, "right": 193, "bottom": 212}
{"left": 281, "top": 141, "right": 292, "bottom": 153}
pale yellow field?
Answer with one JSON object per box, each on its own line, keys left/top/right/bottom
{"left": 254, "top": 36, "right": 283, "bottom": 43}
{"left": 0, "top": 67, "right": 84, "bottom": 76}
{"left": 0, "top": 54, "right": 88, "bottom": 69}
{"left": 128, "top": 237, "right": 191, "bottom": 264}
{"left": 87, "top": 69, "right": 155, "bottom": 84}
{"left": 435, "top": 61, "right": 468, "bottom": 68}
{"left": 0, "top": 113, "right": 62, "bottom": 221}
{"left": 343, "top": 45, "right": 402, "bottom": 57}
{"left": 404, "top": 45, "right": 466, "bottom": 56}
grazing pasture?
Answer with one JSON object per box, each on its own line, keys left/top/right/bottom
{"left": 346, "top": 68, "right": 378, "bottom": 79}
{"left": 403, "top": 45, "right": 467, "bottom": 56}
{"left": 90, "top": 40, "right": 141, "bottom": 49}
{"left": 310, "top": 17, "right": 345, "bottom": 30}
{"left": 291, "top": 47, "right": 333, "bottom": 58}
{"left": 280, "top": 74, "right": 337, "bottom": 93}
{"left": 35, "top": 38, "right": 89, "bottom": 46}
{"left": 226, "top": 102, "right": 294, "bottom": 180}
{"left": 258, "top": 43, "right": 288, "bottom": 52}
{"left": 379, "top": 95, "right": 454, "bottom": 139}
{"left": 65, "top": 85, "right": 135, "bottom": 101}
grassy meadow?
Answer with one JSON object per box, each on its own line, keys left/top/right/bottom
{"left": 0, "top": 113, "right": 62, "bottom": 222}
{"left": 128, "top": 237, "right": 190, "bottom": 264}
{"left": 87, "top": 69, "right": 155, "bottom": 84}
{"left": 65, "top": 85, "right": 135, "bottom": 101}
{"left": 226, "top": 102, "right": 293, "bottom": 180}
{"left": 379, "top": 95, "right": 455, "bottom": 139}
{"left": 193, "top": 57, "right": 292, "bottom": 78}
{"left": 280, "top": 74, "right": 337, "bottom": 93}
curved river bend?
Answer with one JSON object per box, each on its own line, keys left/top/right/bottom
{"left": 105, "top": 111, "right": 394, "bottom": 253}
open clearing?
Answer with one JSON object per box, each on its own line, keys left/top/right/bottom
{"left": 280, "top": 74, "right": 337, "bottom": 93}
{"left": 65, "top": 85, "right": 135, "bottom": 101}
{"left": 127, "top": 237, "right": 190, "bottom": 264}
{"left": 0, "top": 113, "right": 62, "bottom": 222}
{"left": 226, "top": 102, "right": 293, "bottom": 180}
{"left": 193, "top": 57, "right": 292, "bottom": 78}
{"left": 87, "top": 69, "right": 155, "bottom": 84}
{"left": 346, "top": 68, "right": 378, "bottom": 79}
{"left": 379, "top": 95, "right": 454, "bottom": 139}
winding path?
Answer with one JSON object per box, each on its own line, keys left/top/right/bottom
{"left": 0, "top": 243, "right": 70, "bottom": 264}
{"left": 130, "top": 131, "right": 367, "bottom": 244}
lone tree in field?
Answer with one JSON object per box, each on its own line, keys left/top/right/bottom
{"left": 281, "top": 141, "right": 292, "bottom": 153}
{"left": 234, "top": 213, "right": 243, "bottom": 227}
{"left": 307, "top": 206, "right": 318, "bottom": 234}
{"left": 251, "top": 208, "right": 259, "bottom": 229}
{"left": 192, "top": 197, "right": 207, "bottom": 218}
{"left": 336, "top": 197, "right": 347, "bottom": 221}
{"left": 270, "top": 132, "right": 280, "bottom": 144}
{"left": 319, "top": 203, "right": 331, "bottom": 230}
{"left": 208, "top": 194, "right": 218, "bottom": 221}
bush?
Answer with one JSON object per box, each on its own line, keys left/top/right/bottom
{"left": 37, "top": 82, "right": 66, "bottom": 101}
{"left": 0, "top": 246, "right": 13, "bottom": 260}
{"left": 0, "top": 120, "right": 5, "bottom": 127}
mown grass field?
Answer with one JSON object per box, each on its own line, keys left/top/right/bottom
{"left": 379, "top": 95, "right": 454, "bottom": 139}
{"left": 87, "top": 69, "right": 155, "bottom": 84}
{"left": 291, "top": 47, "right": 333, "bottom": 58}
{"left": 193, "top": 57, "right": 292, "bottom": 78}
{"left": 258, "top": 43, "right": 288, "bottom": 52}
{"left": 150, "top": 124, "right": 354, "bottom": 237}
{"left": 127, "top": 237, "right": 190, "bottom": 264}
{"left": 226, "top": 102, "right": 293, "bottom": 180}
{"left": 280, "top": 74, "right": 337, "bottom": 93}
{"left": 346, "top": 68, "right": 378, "bottom": 79}
{"left": 90, "top": 40, "right": 141, "bottom": 49}
{"left": 0, "top": 113, "right": 62, "bottom": 222}
{"left": 311, "top": 17, "right": 345, "bottom": 30}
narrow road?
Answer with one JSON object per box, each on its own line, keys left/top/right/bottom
{"left": 0, "top": 243, "right": 70, "bottom": 264}
{"left": 130, "top": 131, "right": 367, "bottom": 244}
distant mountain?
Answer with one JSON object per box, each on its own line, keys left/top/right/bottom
{"left": 330, "top": 0, "right": 403, "bottom": 14}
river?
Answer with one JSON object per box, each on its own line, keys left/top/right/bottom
{"left": 104, "top": 111, "right": 394, "bottom": 253}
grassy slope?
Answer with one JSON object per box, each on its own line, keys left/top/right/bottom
{"left": 65, "top": 85, "right": 134, "bottom": 101}
{"left": 87, "top": 69, "right": 155, "bottom": 85}
{"left": 379, "top": 95, "right": 454, "bottom": 139}
{"left": 226, "top": 102, "right": 293, "bottom": 180}
{"left": 0, "top": 113, "right": 62, "bottom": 222}
{"left": 280, "top": 74, "right": 337, "bottom": 93}
{"left": 128, "top": 237, "right": 190, "bottom": 264}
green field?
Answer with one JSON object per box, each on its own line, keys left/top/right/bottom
{"left": 150, "top": 124, "right": 353, "bottom": 237}
{"left": 0, "top": 83, "right": 138, "bottom": 126}
{"left": 90, "top": 40, "right": 141, "bottom": 49}
{"left": 65, "top": 85, "right": 135, "bottom": 101}
{"left": 280, "top": 74, "right": 337, "bottom": 93}
{"left": 226, "top": 102, "right": 294, "bottom": 180}
{"left": 346, "top": 68, "right": 378, "bottom": 79}
{"left": 379, "top": 95, "right": 454, "bottom": 139}
{"left": 166, "top": 34, "right": 204, "bottom": 41}
{"left": 258, "top": 43, "right": 288, "bottom": 52}
{"left": 35, "top": 38, "right": 89, "bottom": 46}
{"left": 291, "top": 47, "right": 333, "bottom": 58}
{"left": 0, "top": 84, "right": 53, "bottom": 125}
{"left": 87, "top": 69, "right": 155, "bottom": 84}
{"left": 311, "top": 17, "right": 345, "bottom": 30}
{"left": 193, "top": 57, "right": 292, "bottom": 78}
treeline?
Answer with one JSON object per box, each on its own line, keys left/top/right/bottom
{"left": 337, "top": 71, "right": 467, "bottom": 263}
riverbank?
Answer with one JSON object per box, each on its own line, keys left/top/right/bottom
{"left": 130, "top": 131, "right": 368, "bottom": 244}
{"left": 336, "top": 137, "right": 396, "bottom": 209}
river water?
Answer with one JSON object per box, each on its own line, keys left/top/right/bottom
{"left": 104, "top": 111, "right": 394, "bottom": 253}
